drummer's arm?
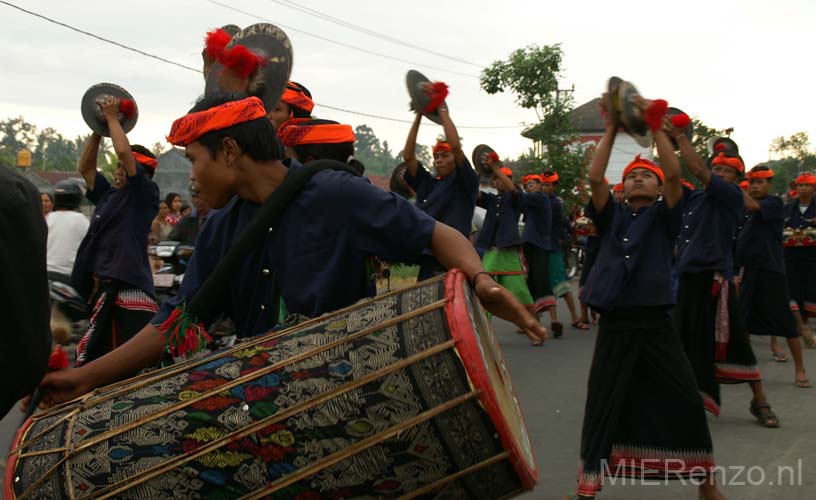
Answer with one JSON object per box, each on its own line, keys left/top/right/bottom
{"left": 83, "top": 325, "right": 165, "bottom": 385}
{"left": 403, "top": 112, "right": 422, "bottom": 176}
{"left": 666, "top": 116, "right": 710, "bottom": 186}
{"left": 78, "top": 133, "right": 101, "bottom": 191}
{"left": 101, "top": 96, "right": 137, "bottom": 178}
{"left": 438, "top": 107, "right": 466, "bottom": 165}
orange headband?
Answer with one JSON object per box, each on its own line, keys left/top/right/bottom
{"left": 541, "top": 172, "right": 559, "bottom": 184}
{"left": 132, "top": 152, "right": 157, "bottom": 169}
{"left": 739, "top": 180, "right": 749, "bottom": 191}
{"left": 711, "top": 152, "right": 745, "bottom": 173}
{"left": 746, "top": 169, "right": 774, "bottom": 180}
{"left": 622, "top": 155, "right": 665, "bottom": 183}
{"left": 278, "top": 121, "right": 355, "bottom": 147}
{"left": 522, "top": 174, "right": 541, "bottom": 185}
{"left": 432, "top": 141, "right": 452, "bottom": 155}
{"left": 167, "top": 97, "right": 267, "bottom": 147}
{"left": 795, "top": 173, "right": 816, "bottom": 186}
{"left": 499, "top": 167, "right": 513, "bottom": 178}
{"left": 681, "top": 179, "right": 695, "bottom": 191}
{"left": 612, "top": 183, "right": 624, "bottom": 193}
{"left": 281, "top": 83, "right": 314, "bottom": 113}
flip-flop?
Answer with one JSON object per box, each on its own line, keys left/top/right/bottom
{"left": 531, "top": 338, "right": 545, "bottom": 347}
{"left": 796, "top": 378, "right": 813, "bottom": 388}
{"left": 571, "top": 321, "right": 591, "bottom": 330}
{"left": 771, "top": 350, "right": 789, "bottom": 362}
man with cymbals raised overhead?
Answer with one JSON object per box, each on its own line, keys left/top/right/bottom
{"left": 71, "top": 95, "right": 160, "bottom": 366}
{"left": 668, "top": 120, "right": 779, "bottom": 428}
{"left": 401, "top": 80, "right": 479, "bottom": 281}
{"left": 29, "top": 93, "right": 546, "bottom": 410}
{"left": 783, "top": 172, "right": 816, "bottom": 349}
{"left": 568, "top": 92, "right": 723, "bottom": 500}
{"left": 737, "top": 165, "right": 812, "bottom": 388}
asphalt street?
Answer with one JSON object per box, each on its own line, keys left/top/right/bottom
{"left": 2, "top": 284, "right": 815, "bottom": 499}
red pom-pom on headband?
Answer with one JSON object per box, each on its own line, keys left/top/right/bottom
{"left": 119, "top": 99, "right": 136, "bottom": 120}
{"left": 644, "top": 99, "right": 669, "bottom": 132}
{"left": 432, "top": 141, "right": 452, "bottom": 155}
{"left": 622, "top": 154, "right": 665, "bottom": 183}
{"left": 219, "top": 44, "right": 266, "bottom": 78}
{"left": 670, "top": 113, "right": 691, "bottom": 129}
{"left": 205, "top": 28, "right": 232, "bottom": 60}
{"left": 424, "top": 82, "right": 449, "bottom": 114}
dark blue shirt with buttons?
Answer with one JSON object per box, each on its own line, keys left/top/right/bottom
{"left": 675, "top": 174, "right": 744, "bottom": 280}
{"left": 404, "top": 158, "right": 479, "bottom": 238}
{"left": 71, "top": 164, "right": 159, "bottom": 300}
{"left": 736, "top": 196, "right": 785, "bottom": 273}
{"left": 476, "top": 191, "right": 522, "bottom": 249}
{"left": 520, "top": 192, "right": 553, "bottom": 250}
{"left": 152, "top": 161, "right": 437, "bottom": 338}
{"left": 580, "top": 197, "right": 682, "bottom": 312}
{"left": 549, "top": 195, "right": 565, "bottom": 251}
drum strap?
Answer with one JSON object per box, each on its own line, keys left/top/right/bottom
{"left": 158, "top": 159, "right": 359, "bottom": 359}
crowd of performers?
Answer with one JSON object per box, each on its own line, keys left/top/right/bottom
{"left": 3, "top": 24, "right": 816, "bottom": 500}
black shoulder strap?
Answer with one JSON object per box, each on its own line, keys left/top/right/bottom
{"left": 186, "top": 160, "right": 357, "bottom": 322}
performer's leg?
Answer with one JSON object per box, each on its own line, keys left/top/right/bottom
{"left": 785, "top": 337, "right": 811, "bottom": 387}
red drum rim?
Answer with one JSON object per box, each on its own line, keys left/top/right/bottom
{"left": 4, "top": 415, "right": 35, "bottom": 499}
{"left": 444, "top": 269, "right": 539, "bottom": 490}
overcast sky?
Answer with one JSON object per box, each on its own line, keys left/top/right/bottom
{"left": 1, "top": 0, "right": 814, "bottom": 170}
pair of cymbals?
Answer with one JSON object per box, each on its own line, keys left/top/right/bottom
{"left": 406, "top": 69, "right": 444, "bottom": 125}
{"left": 80, "top": 83, "right": 138, "bottom": 137}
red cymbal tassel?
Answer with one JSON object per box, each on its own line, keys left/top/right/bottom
{"left": 424, "top": 82, "right": 449, "bottom": 114}
{"left": 670, "top": 113, "right": 691, "bottom": 129}
{"left": 644, "top": 99, "right": 668, "bottom": 131}
{"left": 119, "top": 99, "right": 136, "bottom": 119}
{"left": 219, "top": 45, "right": 266, "bottom": 78}
{"left": 205, "top": 28, "right": 232, "bottom": 60}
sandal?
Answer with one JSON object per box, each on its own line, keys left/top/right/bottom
{"left": 571, "top": 321, "right": 591, "bottom": 330}
{"left": 799, "top": 325, "right": 816, "bottom": 349}
{"left": 531, "top": 338, "right": 545, "bottom": 347}
{"left": 749, "top": 399, "right": 780, "bottom": 428}
{"left": 551, "top": 321, "right": 564, "bottom": 338}
{"left": 771, "top": 350, "right": 789, "bottom": 362}
{"left": 796, "top": 378, "right": 813, "bottom": 388}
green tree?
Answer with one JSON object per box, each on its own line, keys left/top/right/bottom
{"left": 0, "top": 116, "right": 38, "bottom": 168}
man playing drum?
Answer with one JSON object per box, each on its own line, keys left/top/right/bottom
{"left": 29, "top": 93, "right": 546, "bottom": 410}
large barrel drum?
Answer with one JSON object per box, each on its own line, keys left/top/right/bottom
{"left": 6, "top": 270, "right": 537, "bottom": 499}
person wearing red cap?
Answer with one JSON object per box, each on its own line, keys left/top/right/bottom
{"left": 667, "top": 119, "right": 778, "bottom": 428}
{"left": 401, "top": 88, "right": 479, "bottom": 281}
{"left": 71, "top": 96, "right": 160, "bottom": 366}
{"left": 783, "top": 172, "right": 816, "bottom": 351}
{"left": 738, "top": 165, "right": 813, "bottom": 388}
{"left": 567, "top": 94, "right": 722, "bottom": 500}
{"left": 611, "top": 182, "right": 625, "bottom": 203}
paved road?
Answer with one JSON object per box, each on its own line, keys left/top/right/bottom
{"left": 2, "top": 286, "right": 815, "bottom": 499}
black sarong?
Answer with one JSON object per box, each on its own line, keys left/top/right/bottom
{"left": 577, "top": 307, "right": 714, "bottom": 497}
{"left": 740, "top": 268, "right": 797, "bottom": 339}
{"left": 675, "top": 271, "right": 760, "bottom": 416}
{"left": 784, "top": 247, "right": 816, "bottom": 318}
{"left": 523, "top": 242, "right": 555, "bottom": 313}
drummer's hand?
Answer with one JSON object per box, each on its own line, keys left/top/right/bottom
{"left": 662, "top": 116, "right": 684, "bottom": 139}
{"left": 100, "top": 95, "right": 121, "bottom": 121}
{"left": 474, "top": 274, "right": 548, "bottom": 343}
{"left": 20, "top": 368, "right": 94, "bottom": 412}
{"left": 600, "top": 92, "right": 618, "bottom": 131}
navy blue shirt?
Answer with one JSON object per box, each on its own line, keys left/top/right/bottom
{"left": 549, "top": 195, "right": 565, "bottom": 251}
{"left": 72, "top": 165, "right": 159, "bottom": 299}
{"left": 404, "top": 159, "right": 479, "bottom": 238}
{"left": 783, "top": 198, "right": 816, "bottom": 262}
{"left": 581, "top": 197, "right": 682, "bottom": 311}
{"left": 152, "top": 162, "right": 436, "bottom": 338}
{"left": 520, "top": 192, "right": 553, "bottom": 250}
{"left": 476, "top": 191, "right": 522, "bottom": 248}
{"left": 675, "top": 174, "right": 744, "bottom": 280}
{"left": 736, "top": 196, "right": 785, "bottom": 273}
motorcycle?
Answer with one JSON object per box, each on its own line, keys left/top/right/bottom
{"left": 149, "top": 240, "right": 194, "bottom": 305}
{"left": 47, "top": 273, "right": 89, "bottom": 346}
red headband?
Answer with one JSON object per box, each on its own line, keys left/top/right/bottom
{"left": 522, "top": 174, "right": 541, "bottom": 185}
{"left": 281, "top": 83, "right": 315, "bottom": 113}
{"left": 132, "top": 152, "right": 158, "bottom": 169}
{"left": 432, "top": 141, "right": 452, "bottom": 154}
{"left": 681, "top": 179, "right": 695, "bottom": 191}
{"left": 796, "top": 173, "right": 816, "bottom": 186}
{"left": 541, "top": 172, "right": 559, "bottom": 184}
{"left": 746, "top": 169, "right": 774, "bottom": 180}
{"left": 622, "top": 154, "right": 665, "bottom": 183}
{"left": 278, "top": 120, "right": 355, "bottom": 147}
{"left": 739, "top": 180, "right": 749, "bottom": 190}
{"left": 499, "top": 167, "right": 513, "bottom": 178}
{"left": 612, "top": 183, "right": 624, "bottom": 193}
{"left": 167, "top": 96, "right": 267, "bottom": 146}
{"left": 711, "top": 152, "right": 745, "bottom": 173}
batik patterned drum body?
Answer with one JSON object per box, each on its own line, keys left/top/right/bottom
{"left": 5, "top": 270, "right": 537, "bottom": 499}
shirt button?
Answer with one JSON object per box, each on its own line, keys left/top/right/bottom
{"left": 268, "top": 227, "right": 274, "bottom": 233}
{"left": 685, "top": 239, "right": 690, "bottom": 243}
{"left": 261, "top": 305, "right": 266, "bottom": 311}
{"left": 625, "top": 255, "right": 631, "bottom": 259}
{"left": 684, "top": 225, "right": 689, "bottom": 229}
{"left": 688, "top": 211, "right": 693, "bottom": 215}
{"left": 262, "top": 268, "right": 270, "bottom": 276}
{"left": 623, "top": 237, "right": 629, "bottom": 242}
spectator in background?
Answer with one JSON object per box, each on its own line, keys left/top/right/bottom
{"left": 164, "top": 192, "right": 183, "bottom": 225}
{"left": 41, "top": 192, "right": 54, "bottom": 217}
{"left": 180, "top": 203, "right": 192, "bottom": 218}
{"left": 46, "top": 180, "right": 90, "bottom": 281}
{"left": 151, "top": 201, "right": 173, "bottom": 243}
{"left": 1, "top": 167, "right": 51, "bottom": 418}
{"left": 168, "top": 191, "right": 212, "bottom": 246}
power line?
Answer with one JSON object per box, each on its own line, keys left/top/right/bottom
{"left": 268, "top": 0, "right": 483, "bottom": 69}
{"left": 0, "top": 0, "right": 200, "bottom": 73}
{"left": 206, "top": 0, "right": 480, "bottom": 79}
{"left": 315, "top": 103, "right": 524, "bottom": 129}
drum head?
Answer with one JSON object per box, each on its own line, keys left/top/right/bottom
{"left": 445, "top": 270, "right": 538, "bottom": 489}
{"left": 205, "top": 23, "right": 293, "bottom": 111}
{"left": 472, "top": 144, "right": 503, "bottom": 178}
{"left": 616, "top": 80, "right": 652, "bottom": 147}
{"left": 666, "top": 107, "right": 694, "bottom": 149}
{"left": 389, "top": 162, "right": 414, "bottom": 198}
{"left": 406, "top": 69, "right": 443, "bottom": 125}
{"left": 80, "top": 83, "right": 138, "bottom": 137}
